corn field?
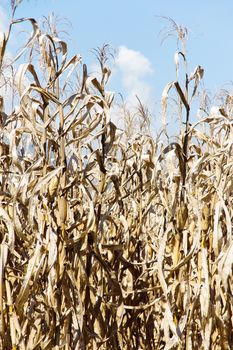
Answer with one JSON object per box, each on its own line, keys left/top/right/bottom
{"left": 0, "top": 6, "right": 233, "bottom": 350}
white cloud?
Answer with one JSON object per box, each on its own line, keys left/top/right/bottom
{"left": 0, "top": 5, "right": 9, "bottom": 32}
{"left": 0, "top": 6, "right": 14, "bottom": 113}
{"left": 115, "top": 45, "right": 154, "bottom": 107}
{"left": 116, "top": 46, "right": 153, "bottom": 77}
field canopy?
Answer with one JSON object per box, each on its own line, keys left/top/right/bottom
{"left": 0, "top": 9, "right": 233, "bottom": 350}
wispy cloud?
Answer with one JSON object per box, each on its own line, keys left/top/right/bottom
{"left": 115, "top": 45, "right": 154, "bottom": 107}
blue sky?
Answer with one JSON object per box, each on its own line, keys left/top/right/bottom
{"left": 1, "top": 0, "right": 233, "bottom": 130}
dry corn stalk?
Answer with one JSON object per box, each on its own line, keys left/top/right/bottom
{"left": 0, "top": 11, "right": 232, "bottom": 350}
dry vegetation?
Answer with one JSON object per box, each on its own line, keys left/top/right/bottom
{"left": 1, "top": 4, "right": 233, "bottom": 349}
